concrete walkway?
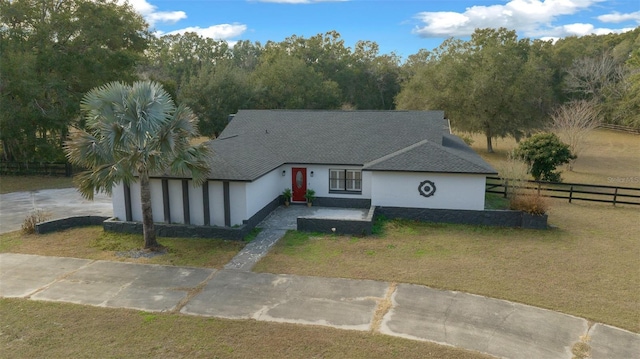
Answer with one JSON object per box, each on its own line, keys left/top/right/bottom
{"left": 1, "top": 252, "right": 638, "bottom": 359}
{"left": 0, "top": 188, "right": 112, "bottom": 234}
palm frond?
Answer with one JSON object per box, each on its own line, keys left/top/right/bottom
{"left": 67, "top": 80, "right": 212, "bottom": 198}
{"left": 169, "top": 142, "right": 212, "bottom": 186}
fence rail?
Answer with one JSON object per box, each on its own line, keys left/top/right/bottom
{"left": 598, "top": 123, "right": 640, "bottom": 134}
{"left": 0, "top": 162, "right": 76, "bottom": 177}
{"left": 486, "top": 176, "right": 640, "bottom": 206}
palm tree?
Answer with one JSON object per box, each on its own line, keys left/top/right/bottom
{"left": 65, "top": 81, "right": 211, "bottom": 249}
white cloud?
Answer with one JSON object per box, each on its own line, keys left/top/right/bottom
{"left": 412, "top": 0, "right": 629, "bottom": 40}
{"left": 118, "top": 0, "right": 186, "bottom": 27}
{"left": 255, "top": 0, "right": 347, "bottom": 3}
{"left": 552, "top": 23, "right": 635, "bottom": 37}
{"left": 597, "top": 11, "right": 640, "bottom": 23}
{"left": 161, "top": 23, "right": 248, "bottom": 41}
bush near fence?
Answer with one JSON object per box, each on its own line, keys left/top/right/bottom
{"left": 0, "top": 162, "right": 79, "bottom": 177}
{"left": 486, "top": 176, "right": 640, "bottom": 206}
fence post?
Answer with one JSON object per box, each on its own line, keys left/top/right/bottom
{"left": 569, "top": 185, "right": 573, "bottom": 203}
{"left": 537, "top": 182, "right": 541, "bottom": 196}
{"left": 504, "top": 179, "right": 508, "bottom": 198}
{"left": 613, "top": 188, "right": 618, "bottom": 206}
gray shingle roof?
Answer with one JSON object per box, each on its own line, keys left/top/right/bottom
{"left": 205, "top": 110, "right": 496, "bottom": 180}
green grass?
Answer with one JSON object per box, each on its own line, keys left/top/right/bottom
{"left": 0, "top": 175, "right": 74, "bottom": 194}
{"left": 0, "top": 226, "right": 244, "bottom": 268}
{"left": 484, "top": 193, "right": 510, "bottom": 209}
{"left": 255, "top": 200, "right": 640, "bottom": 333}
{"left": 0, "top": 299, "right": 494, "bottom": 359}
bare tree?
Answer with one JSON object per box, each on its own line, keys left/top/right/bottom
{"left": 564, "top": 52, "right": 624, "bottom": 99}
{"left": 550, "top": 100, "right": 601, "bottom": 171}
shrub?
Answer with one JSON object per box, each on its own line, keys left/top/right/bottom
{"left": 22, "top": 210, "right": 52, "bottom": 234}
{"left": 509, "top": 190, "right": 549, "bottom": 215}
{"left": 514, "top": 132, "right": 575, "bottom": 182}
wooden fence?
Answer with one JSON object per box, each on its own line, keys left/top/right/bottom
{"left": 486, "top": 176, "right": 640, "bottom": 206}
{"left": 0, "top": 162, "right": 76, "bottom": 177}
{"left": 598, "top": 123, "right": 640, "bottom": 134}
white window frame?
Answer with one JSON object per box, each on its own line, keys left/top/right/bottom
{"left": 329, "top": 169, "right": 345, "bottom": 191}
{"left": 329, "top": 169, "right": 362, "bottom": 193}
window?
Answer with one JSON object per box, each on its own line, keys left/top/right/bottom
{"left": 329, "top": 169, "right": 362, "bottom": 193}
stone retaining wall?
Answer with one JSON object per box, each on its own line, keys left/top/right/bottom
{"left": 374, "top": 207, "right": 547, "bottom": 229}
{"left": 103, "top": 218, "right": 250, "bottom": 240}
{"left": 36, "top": 216, "right": 110, "bottom": 234}
{"left": 297, "top": 206, "right": 376, "bottom": 235}
{"left": 311, "top": 196, "right": 371, "bottom": 208}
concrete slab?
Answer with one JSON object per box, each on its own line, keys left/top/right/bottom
{"left": 381, "top": 284, "right": 588, "bottom": 359}
{"left": 182, "top": 270, "right": 388, "bottom": 331}
{"left": 31, "top": 261, "right": 214, "bottom": 312}
{"left": 0, "top": 188, "right": 112, "bottom": 233}
{"left": 0, "top": 253, "right": 92, "bottom": 297}
{"left": 309, "top": 208, "right": 369, "bottom": 220}
{"left": 589, "top": 323, "right": 640, "bottom": 359}
{"left": 256, "top": 205, "right": 369, "bottom": 230}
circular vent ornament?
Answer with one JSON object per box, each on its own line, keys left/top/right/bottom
{"left": 418, "top": 180, "right": 436, "bottom": 198}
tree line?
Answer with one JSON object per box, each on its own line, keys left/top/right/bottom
{"left": 1, "top": 0, "right": 638, "bottom": 162}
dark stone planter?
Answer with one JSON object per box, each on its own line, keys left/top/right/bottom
{"left": 36, "top": 216, "right": 110, "bottom": 234}
{"left": 521, "top": 213, "right": 548, "bottom": 229}
{"left": 297, "top": 206, "right": 376, "bottom": 236}
{"left": 374, "top": 207, "right": 548, "bottom": 229}
{"left": 103, "top": 218, "right": 250, "bottom": 240}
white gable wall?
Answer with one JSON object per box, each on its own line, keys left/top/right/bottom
{"left": 371, "top": 172, "right": 486, "bottom": 210}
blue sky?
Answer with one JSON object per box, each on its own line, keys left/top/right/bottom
{"left": 123, "top": 0, "right": 639, "bottom": 59}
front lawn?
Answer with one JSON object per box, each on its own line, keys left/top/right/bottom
{"left": 254, "top": 200, "right": 640, "bottom": 333}
{"left": 0, "top": 226, "right": 244, "bottom": 268}
{"left": 0, "top": 299, "right": 493, "bottom": 359}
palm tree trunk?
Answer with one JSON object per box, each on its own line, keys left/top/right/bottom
{"left": 139, "top": 172, "right": 159, "bottom": 249}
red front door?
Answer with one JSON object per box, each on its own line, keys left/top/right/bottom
{"left": 292, "top": 167, "right": 307, "bottom": 202}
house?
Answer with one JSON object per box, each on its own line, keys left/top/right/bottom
{"left": 110, "top": 110, "right": 498, "bottom": 235}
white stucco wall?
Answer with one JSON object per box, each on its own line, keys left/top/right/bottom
{"left": 209, "top": 181, "right": 225, "bottom": 226}
{"left": 129, "top": 181, "right": 142, "bottom": 221}
{"left": 167, "top": 180, "right": 184, "bottom": 223}
{"left": 112, "top": 182, "right": 126, "bottom": 220}
{"left": 245, "top": 169, "right": 283, "bottom": 219}
{"left": 229, "top": 182, "right": 247, "bottom": 226}
{"left": 370, "top": 172, "right": 486, "bottom": 210}
{"left": 188, "top": 180, "right": 205, "bottom": 225}
{"left": 280, "top": 164, "right": 372, "bottom": 201}
{"left": 149, "top": 179, "right": 163, "bottom": 222}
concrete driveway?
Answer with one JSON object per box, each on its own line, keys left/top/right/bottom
{"left": 1, "top": 253, "right": 638, "bottom": 359}
{"left": 0, "top": 188, "right": 112, "bottom": 234}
